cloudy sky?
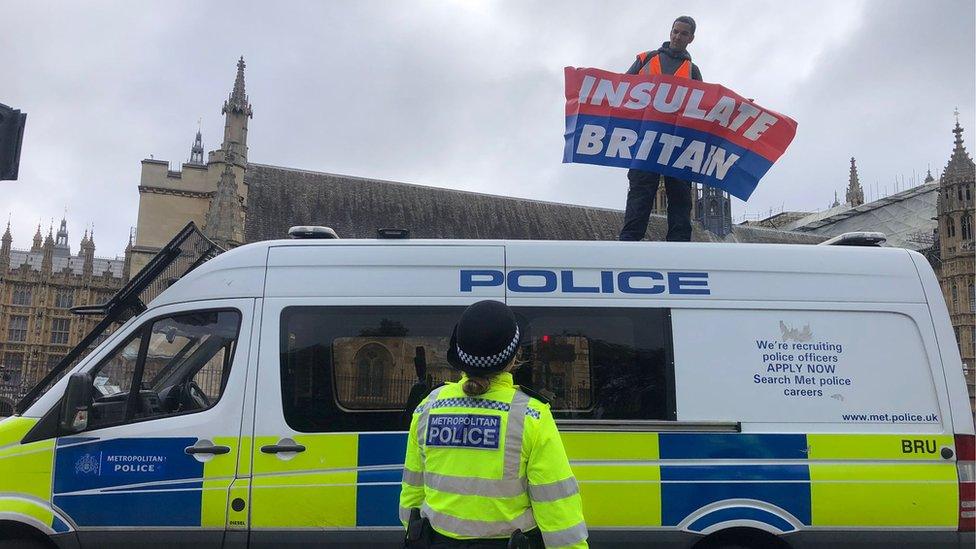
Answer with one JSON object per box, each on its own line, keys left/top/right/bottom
{"left": 3, "top": 0, "right": 974, "bottom": 256}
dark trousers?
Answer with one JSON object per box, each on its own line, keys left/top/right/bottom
{"left": 618, "top": 169, "right": 692, "bottom": 242}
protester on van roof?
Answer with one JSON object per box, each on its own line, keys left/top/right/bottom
{"left": 400, "top": 300, "right": 588, "bottom": 548}
{"left": 619, "top": 15, "right": 702, "bottom": 243}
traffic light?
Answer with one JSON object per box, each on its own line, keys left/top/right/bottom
{"left": 0, "top": 103, "right": 27, "bottom": 181}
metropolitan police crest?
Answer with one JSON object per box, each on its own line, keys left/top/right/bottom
{"left": 75, "top": 453, "right": 100, "bottom": 475}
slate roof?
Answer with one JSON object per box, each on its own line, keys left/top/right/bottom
{"left": 244, "top": 164, "right": 824, "bottom": 245}
{"left": 790, "top": 182, "right": 939, "bottom": 250}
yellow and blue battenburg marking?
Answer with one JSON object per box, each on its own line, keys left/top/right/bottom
{"left": 0, "top": 423, "right": 958, "bottom": 534}
{"left": 658, "top": 434, "right": 811, "bottom": 532}
{"left": 1, "top": 432, "right": 241, "bottom": 531}
{"left": 0, "top": 418, "right": 70, "bottom": 534}
{"left": 52, "top": 437, "right": 207, "bottom": 527}
{"left": 347, "top": 431, "right": 956, "bottom": 532}
{"left": 355, "top": 433, "right": 413, "bottom": 526}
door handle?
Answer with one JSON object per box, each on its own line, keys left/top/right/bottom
{"left": 184, "top": 439, "right": 231, "bottom": 460}
{"left": 185, "top": 445, "right": 231, "bottom": 455}
{"left": 261, "top": 437, "right": 306, "bottom": 454}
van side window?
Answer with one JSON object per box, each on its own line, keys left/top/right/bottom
{"left": 512, "top": 307, "right": 676, "bottom": 421}
{"left": 279, "top": 306, "right": 676, "bottom": 433}
{"left": 281, "top": 306, "right": 463, "bottom": 432}
{"left": 85, "top": 310, "right": 241, "bottom": 431}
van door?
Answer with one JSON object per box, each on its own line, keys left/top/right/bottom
{"left": 50, "top": 299, "right": 253, "bottom": 548}
{"left": 248, "top": 244, "right": 504, "bottom": 546}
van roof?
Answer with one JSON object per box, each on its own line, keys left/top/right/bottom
{"left": 149, "top": 239, "right": 929, "bottom": 307}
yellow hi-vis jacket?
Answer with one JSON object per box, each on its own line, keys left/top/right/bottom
{"left": 400, "top": 372, "right": 588, "bottom": 549}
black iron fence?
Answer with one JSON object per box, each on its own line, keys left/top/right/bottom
{"left": 1, "top": 382, "right": 27, "bottom": 417}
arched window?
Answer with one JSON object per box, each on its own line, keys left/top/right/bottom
{"left": 354, "top": 343, "right": 393, "bottom": 398}
{"left": 947, "top": 215, "right": 956, "bottom": 238}
{"left": 962, "top": 214, "right": 973, "bottom": 241}
{"left": 970, "top": 282, "right": 975, "bottom": 313}
{"left": 951, "top": 282, "right": 958, "bottom": 311}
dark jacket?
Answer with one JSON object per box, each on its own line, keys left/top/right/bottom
{"left": 626, "top": 41, "right": 702, "bottom": 81}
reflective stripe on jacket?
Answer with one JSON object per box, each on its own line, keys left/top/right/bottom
{"left": 399, "top": 372, "right": 588, "bottom": 549}
{"left": 636, "top": 50, "right": 692, "bottom": 78}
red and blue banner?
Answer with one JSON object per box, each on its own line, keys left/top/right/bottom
{"left": 563, "top": 67, "right": 797, "bottom": 201}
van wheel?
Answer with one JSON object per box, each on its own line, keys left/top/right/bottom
{"left": 696, "top": 527, "right": 789, "bottom": 549}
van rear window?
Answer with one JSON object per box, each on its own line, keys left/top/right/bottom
{"left": 279, "top": 306, "right": 676, "bottom": 432}
{"left": 671, "top": 309, "right": 942, "bottom": 429}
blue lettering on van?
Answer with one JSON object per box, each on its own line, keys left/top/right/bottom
{"left": 507, "top": 270, "right": 557, "bottom": 293}
{"left": 460, "top": 270, "right": 505, "bottom": 292}
{"left": 460, "top": 269, "right": 710, "bottom": 295}
{"left": 618, "top": 271, "right": 665, "bottom": 294}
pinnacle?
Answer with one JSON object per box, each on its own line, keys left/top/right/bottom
{"left": 223, "top": 56, "right": 253, "bottom": 117}
{"left": 845, "top": 156, "right": 864, "bottom": 206}
{"left": 943, "top": 117, "right": 974, "bottom": 181}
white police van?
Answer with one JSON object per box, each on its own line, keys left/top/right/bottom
{"left": 0, "top": 225, "right": 973, "bottom": 548}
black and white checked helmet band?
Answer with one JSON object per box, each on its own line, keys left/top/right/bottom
{"left": 455, "top": 325, "right": 520, "bottom": 371}
{"left": 447, "top": 300, "right": 521, "bottom": 374}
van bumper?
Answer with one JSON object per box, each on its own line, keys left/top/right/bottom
{"left": 784, "top": 530, "right": 973, "bottom": 548}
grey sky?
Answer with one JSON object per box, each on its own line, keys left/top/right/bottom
{"left": 3, "top": 0, "right": 974, "bottom": 256}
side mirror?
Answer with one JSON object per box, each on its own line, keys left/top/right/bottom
{"left": 60, "top": 372, "right": 92, "bottom": 433}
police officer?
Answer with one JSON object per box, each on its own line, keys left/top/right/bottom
{"left": 400, "top": 300, "right": 588, "bottom": 548}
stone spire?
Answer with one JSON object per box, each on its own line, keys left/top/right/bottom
{"left": 1, "top": 220, "right": 11, "bottom": 268}
{"left": 924, "top": 167, "right": 935, "bottom": 183}
{"left": 220, "top": 56, "right": 253, "bottom": 165}
{"left": 225, "top": 57, "right": 251, "bottom": 116}
{"left": 846, "top": 157, "right": 864, "bottom": 207}
{"left": 189, "top": 120, "right": 205, "bottom": 165}
{"left": 943, "top": 112, "right": 974, "bottom": 182}
{"left": 81, "top": 226, "right": 95, "bottom": 278}
{"left": 123, "top": 228, "right": 134, "bottom": 282}
{"left": 831, "top": 191, "right": 840, "bottom": 208}
{"left": 54, "top": 216, "right": 70, "bottom": 257}
{"left": 41, "top": 223, "right": 55, "bottom": 273}
{"left": 31, "top": 223, "right": 42, "bottom": 252}
{"left": 204, "top": 154, "right": 245, "bottom": 248}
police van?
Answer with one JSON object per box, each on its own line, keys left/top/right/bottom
{"left": 0, "top": 224, "right": 973, "bottom": 548}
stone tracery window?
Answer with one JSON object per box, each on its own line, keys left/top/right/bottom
{"left": 12, "top": 287, "right": 31, "bottom": 306}
{"left": 50, "top": 318, "right": 71, "bottom": 345}
{"left": 961, "top": 214, "right": 973, "bottom": 241}
{"left": 55, "top": 290, "right": 74, "bottom": 309}
{"left": 354, "top": 342, "right": 393, "bottom": 399}
{"left": 8, "top": 316, "right": 28, "bottom": 342}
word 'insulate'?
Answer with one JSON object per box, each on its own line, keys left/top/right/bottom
{"left": 575, "top": 126, "right": 740, "bottom": 180}
{"left": 577, "top": 76, "right": 780, "bottom": 141}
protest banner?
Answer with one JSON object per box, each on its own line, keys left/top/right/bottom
{"left": 563, "top": 67, "right": 797, "bottom": 201}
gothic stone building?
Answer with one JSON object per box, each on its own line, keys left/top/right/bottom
{"left": 0, "top": 220, "right": 129, "bottom": 415}
{"left": 935, "top": 119, "right": 975, "bottom": 404}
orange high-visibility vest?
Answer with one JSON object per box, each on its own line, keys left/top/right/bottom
{"left": 636, "top": 51, "right": 692, "bottom": 78}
